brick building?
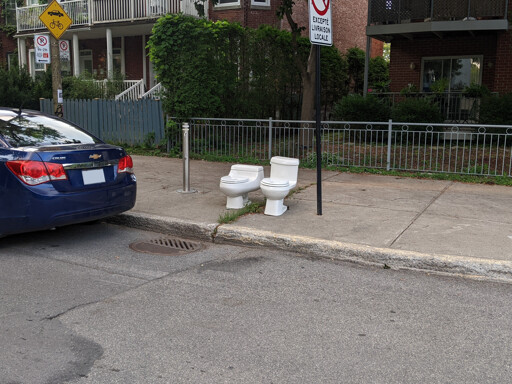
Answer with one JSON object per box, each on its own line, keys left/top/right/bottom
{"left": 0, "top": 4, "right": 17, "bottom": 68}
{"left": 210, "top": 0, "right": 384, "bottom": 56}
{"left": 208, "top": 0, "right": 282, "bottom": 29}
{"left": 367, "top": 0, "right": 512, "bottom": 94}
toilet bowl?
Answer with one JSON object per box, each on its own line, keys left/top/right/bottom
{"left": 260, "top": 156, "right": 299, "bottom": 216}
{"left": 219, "top": 164, "right": 264, "bottom": 209}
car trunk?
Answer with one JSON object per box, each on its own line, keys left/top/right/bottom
{"left": 33, "top": 143, "right": 128, "bottom": 193}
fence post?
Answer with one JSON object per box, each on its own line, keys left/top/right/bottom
{"left": 387, "top": 119, "right": 392, "bottom": 171}
{"left": 268, "top": 117, "right": 273, "bottom": 160}
{"left": 178, "top": 122, "right": 197, "bottom": 194}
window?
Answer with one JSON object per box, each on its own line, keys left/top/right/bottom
{"left": 0, "top": 114, "right": 99, "bottom": 148}
{"left": 421, "top": 56, "right": 482, "bottom": 92}
{"left": 216, "top": 0, "right": 240, "bottom": 7}
{"left": 113, "top": 48, "right": 122, "bottom": 74}
{"left": 29, "top": 49, "right": 46, "bottom": 79}
{"left": 79, "top": 49, "right": 93, "bottom": 75}
{"left": 7, "top": 53, "right": 17, "bottom": 71}
{"left": 252, "top": 0, "right": 270, "bottom": 6}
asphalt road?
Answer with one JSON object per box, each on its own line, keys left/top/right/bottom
{"left": 1, "top": 222, "right": 511, "bottom": 384}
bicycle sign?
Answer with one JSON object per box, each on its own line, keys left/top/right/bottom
{"left": 309, "top": 0, "right": 332, "bottom": 46}
{"left": 39, "top": 0, "right": 72, "bottom": 40}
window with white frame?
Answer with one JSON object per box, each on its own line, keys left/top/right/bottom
{"left": 251, "top": 0, "right": 270, "bottom": 7}
{"left": 421, "top": 56, "right": 482, "bottom": 92}
{"left": 29, "top": 49, "right": 46, "bottom": 79}
{"left": 7, "top": 53, "right": 17, "bottom": 70}
{"left": 215, "top": 0, "right": 241, "bottom": 7}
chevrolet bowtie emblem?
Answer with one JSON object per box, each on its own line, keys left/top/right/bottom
{"left": 89, "top": 154, "right": 102, "bottom": 160}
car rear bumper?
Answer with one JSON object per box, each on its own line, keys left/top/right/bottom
{"left": 0, "top": 182, "right": 136, "bottom": 237}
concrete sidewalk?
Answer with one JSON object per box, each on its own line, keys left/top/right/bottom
{"left": 109, "top": 155, "right": 512, "bottom": 282}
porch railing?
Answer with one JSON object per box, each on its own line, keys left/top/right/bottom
{"left": 17, "top": 0, "right": 90, "bottom": 31}
{"left": 92, "top": 0, "right": 180, "bottom": 23}
{"left": 369, "top": 0, "right": 508, "bottom": 25}
{"left": 17, "top": 0, "right": 194, "bottom": 33}
{"left": 141, "top": 82, "right": 165, "bottom": 100}
{"left": 115, "top": 79, "right": 145, "bottom": 100}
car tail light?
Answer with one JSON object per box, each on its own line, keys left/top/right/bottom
{"left": 118, "top": 155, "right": 134, "bottom": 174}
{"left": 6, "top": 160, "right": 67, "bottom": 186}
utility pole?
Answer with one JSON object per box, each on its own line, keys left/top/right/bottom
{"left": 50, "top": 35, "right": 63, "bottom": 117}
{"left": 39, "top": 0, "right": 72, "bottom": 117}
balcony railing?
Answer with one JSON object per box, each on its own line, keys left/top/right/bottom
{"left": 374, "top": 92, "right": 500, "bottom": 124}
{"left": 16, "top": 0, "right": 190, "bottom": 33}
{"left": 369, "top": 0, "right": 508, "bottom": 25}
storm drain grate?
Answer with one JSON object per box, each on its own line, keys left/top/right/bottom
{"left": 129, "top": 237, "right": 203, "bottom": 256}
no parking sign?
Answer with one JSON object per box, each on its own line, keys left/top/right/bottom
{"left": 35, "top": 34, "right": 51, "bottom": 64}
{"left": 59, "top": 40, "right": 70, "bottom": 60}
{"left": 309, "top": 0, "right": 332, "bottom": 46}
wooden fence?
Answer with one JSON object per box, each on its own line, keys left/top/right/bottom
{"left": 40, "top": 99, "right": 166, "bottom": 146}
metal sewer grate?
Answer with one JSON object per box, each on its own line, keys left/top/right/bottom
{"left": 129, "top": 237, "right": 203, "bottom": 256}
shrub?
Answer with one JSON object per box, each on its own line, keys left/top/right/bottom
{"left": 63, "top": 73, "right": 104, "bottom": 100}
{"left": 332, "top": 94, "right": 390, "bottom": 122}
{"left": 463, "top": 83, "right": 491, "bottom": 98}
{"left": 62, "top": 72, "right": 126, "bottom": 100}
{"left": 391, "top": 98, "right": 444, "bottom": 123}
{"left": 369, "top": 56, "right": 389, "bottom": 91}
{"left": 479, "top": 93, "right": 512, "bottom": 125}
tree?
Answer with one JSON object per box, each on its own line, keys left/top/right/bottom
{"left": 277, "top": 0, "right": 316, "bottom": 123}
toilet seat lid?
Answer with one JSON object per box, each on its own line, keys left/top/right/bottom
{"left": 261, "top": 178, "right": 289, "bottom": 187}
{"left": 221, "top": 175, "right": 249, "bottom": 184}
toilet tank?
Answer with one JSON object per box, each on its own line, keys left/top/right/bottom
{"left": 230, "top": 164, "right": 264, "bottom": 179}
{"left": 270, "top": 157, "right": 299, "bottom": 182}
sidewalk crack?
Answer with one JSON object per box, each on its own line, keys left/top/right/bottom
{"left": 388, "top": 181, "right": 454, "bottom": 248}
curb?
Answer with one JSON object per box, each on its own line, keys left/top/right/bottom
{"left": 109, "top": 212, "right": 512, "bottom": 283}
{"left": 107, "top": 212, "right": 217, "bottom": 243}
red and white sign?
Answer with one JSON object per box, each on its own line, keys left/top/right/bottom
{"left": 309, "top": 0, "right": 332, "bottom": 46}
{"left": 35, "top": 34, "right": 51, "bottom": 64}
{"left": 59, "top": 40, "right": 70, "bottom": 61}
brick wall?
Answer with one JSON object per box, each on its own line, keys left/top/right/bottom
{"left": 281, "top": 0, "right": 378, "bottom": 56}
{"left": 389, "top": 34, "right": 499, "bottom": 92}
{"left": 124, "top": 36, "right": 144, "bottom": 80}
{"left": 494, "top": 31, "right": 512, "bottom": 94}
{"left": 0, "top": 9, "right": 16, "bottom": 65}
{"left": 389, "top": 0, "right": 512, "bottom": 94}
{"left": 209, "top": 0, "right": 281, "bottom": 28}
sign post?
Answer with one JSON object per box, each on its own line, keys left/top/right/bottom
{"left": 309, "top": 0, "right": 332, "bottom": 215}
{"left": 39, "top": 0, "right": 72, "bottom": 117}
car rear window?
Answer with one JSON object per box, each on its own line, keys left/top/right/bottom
{"left": 0, "top": 114, "right": 100, "bottom": 148}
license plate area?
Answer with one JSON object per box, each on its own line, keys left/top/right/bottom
{"left": 82, "top": 168, "right": 106, "bottom": 185}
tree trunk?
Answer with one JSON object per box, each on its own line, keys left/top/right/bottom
{"left": 298, "top": 45, "right": 316, "bottom": 150}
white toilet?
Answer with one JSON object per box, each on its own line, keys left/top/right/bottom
{"left": 219, "top": 164, "right": 264, "bottom": 209}
{"left": 260, "top": 156, "right": 299, "bottom": 216}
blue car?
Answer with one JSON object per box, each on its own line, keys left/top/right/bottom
{"left": 0, "top": 108, "right": 136, "bottom": 237}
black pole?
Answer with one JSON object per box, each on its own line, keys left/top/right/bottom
{"left": 315, "top": 44, "right": 322, "bottom": 216}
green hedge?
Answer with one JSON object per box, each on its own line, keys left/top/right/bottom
{"left": 391, "top": 98, "right": 444, "bottom": 124}
{"left": 148, "top": 15, "right": 384, "bottom": 120}
{"left": 332, "top": 94, "right": 390, "bottom": 122}
{"left": 479, "top": 93, "right": 512, "bottom": 125}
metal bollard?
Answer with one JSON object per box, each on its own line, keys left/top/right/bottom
{"left": 177, "top": 122, "right": 197, "bottom": 194}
